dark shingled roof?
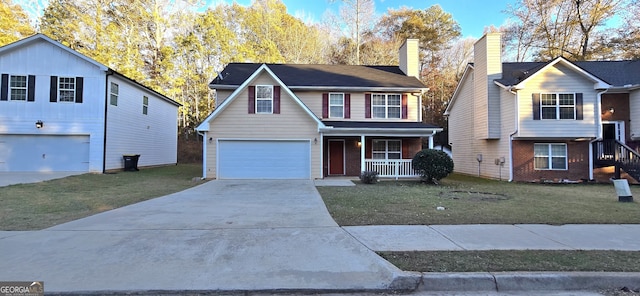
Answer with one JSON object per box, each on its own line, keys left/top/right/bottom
{"left": 210, "top": 63, "right": 426, "bottom": 89}
{"left": 495, "top": 60, "right": 640, "bottom": 86}
{"left": 323, "top": 121, "right": 440, "bottom": 129}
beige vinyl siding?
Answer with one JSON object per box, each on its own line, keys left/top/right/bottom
{"left": 517, "top": 63, "right": 598, "bottom": 139}
{"left": 449, "top": 69, "right": 515, "bottom": 180}
{"left": 205, "top": 73, "right": 321, "bottom": 179}
{"left": 215, "top": 90, "right": 233, "bottom": 107}
{"left": 473, "top": 34, "right": 502, "bottom": 140}
{"left": 297, "top": 91, "right": 421, "bottom": 121}
{"left": 630, "top": 89, "right": 640, "bottom": 140}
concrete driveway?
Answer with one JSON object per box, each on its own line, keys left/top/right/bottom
{"left": 0, "top": 180, "right": 405, "bottom": 294}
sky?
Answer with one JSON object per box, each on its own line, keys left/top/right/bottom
{"left": 209, "top": 0, "right": 517, "bottom": 38}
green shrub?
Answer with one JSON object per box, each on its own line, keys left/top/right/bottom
{"left": 359, "top": 170, "right": 379, "bottom": 184}
{"left": 412, "top": 149, "right": 454, "bottom": 184}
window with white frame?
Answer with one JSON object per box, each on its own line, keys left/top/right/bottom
{"left": 541, "top": 93, "right": 575, "bottom": 120}
{"left": 534, "top": 143, "right": 567, "bottom": 170}
{"left": 372, "top": 140, "right": 401, "bottom": 160}
{"left": 110, "top": 82, "right": 118, "bottom": 106}
{"left": 256, "top": 85, "right": 273, "bottom": 113}
{"left": 329, "top": 93, "right": 344, "bottom": 118}
{"left": 372, "top": 94, "right": 401, "bottom": 119}
{"left": 9, "top": 75, "right": 27, "bottom": 101}
{"left": 58, "top": 77, "right": 76, "bottom": 102}
{"left": 143, "top": 96, "right": 149, "bottom": 115}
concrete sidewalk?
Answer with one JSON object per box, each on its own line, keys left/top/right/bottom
{"left": 344, "top": 224, "right": 640, "bottom": 251}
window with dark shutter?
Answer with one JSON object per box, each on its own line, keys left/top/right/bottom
{"left": 532, "top": 93, "right": 540, "bottom": 120}
{"left": 0, "top": 74, "right": 7, "bottom": 101}
{"left": 248, "top": 85, "right": 255, "bottom": 114}
{"left": 575, "top": 93, "right": 583, "bottom": 120}
{"left": 322, "top": 93, "right": 328, "bottom": 118}
{"left": 50, "top": 76, "right": 58, "bottom": 102}
{"left": 27, "top": 75, "right": 35, "bottom": 102}
{"left": 365, "top": 93, "right": 371, "bottom": 118}
{"left": 401, "top": 94, "right": 408, "bottom": 119}
{"left": 344, "top": 94, "right": 351, "bottom": 119}
{"left": 75, "top": 77, "right": 83, "bottom": 103}
{"left": 273, "top": 86, "right": 280, "bottom": 114}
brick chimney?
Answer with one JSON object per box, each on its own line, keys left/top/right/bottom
{"left": 399, "top": 39, "right": 419, "bottom": 78}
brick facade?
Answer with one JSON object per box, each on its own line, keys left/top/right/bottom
{"left": 512, "top": 140, "right": 590, "bottom": 182}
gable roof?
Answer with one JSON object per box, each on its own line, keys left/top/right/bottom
{"left": 0, "top": 34, "right": 181, "bottom": 107}
{"left": 210, "top": 63, "right": 427, "bottom": 92}
{"left": 196, "top": 64, "right": 324, "bottom": 132}
{"left": 495, "top": 58, "right": 640, "bottom": 88}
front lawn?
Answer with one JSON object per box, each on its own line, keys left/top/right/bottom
{"left": 0, "top": 164, "right": 204, "bottom": 230}
{"left": 318, "top": 174, "right": 640, "bottom": 225}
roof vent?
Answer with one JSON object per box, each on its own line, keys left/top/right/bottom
{"left": 217, "top": 71, "right": 225, "bottom": 81}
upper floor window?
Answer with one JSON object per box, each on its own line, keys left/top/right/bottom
{"left": 256, "top": 85, "right": 273, "bottom": 114}
{"left": 143, "top": 96, "right": 148, "bottom": 115}
{"left": 110, "top": 82, "right": 119, "bottom": 106}
{"left": 534, "top": 143, "right": 567, "bottom": 170}
{"left": 541, "top": 93, "right": 575, "bottom": 120}
{"left": 10, "top": 75, "right": 28, "bottom": 101}
{"left": 372, "top": 94, "right": 401, "bottom": 119}
{"left": 329, "top": 93, "right": 344, "bottom": 118}
{"left": 58, "top": 77, "right": 76, "bottom": 102}
{"left": 372, "top": 139, "right": 401, "bottom": 160}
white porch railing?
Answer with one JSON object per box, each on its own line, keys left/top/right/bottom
{"left": 364, "top": 159, "right": 419, "bottom": 179}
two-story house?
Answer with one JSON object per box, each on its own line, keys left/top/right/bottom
{"left": 445, "top": 33, "right": 640, "bottom": 182}
{"left": 0, "top": 34, "right": 181, "bottom": 173}
{"left": 195, "top": 39, "right": 442, "bottom": 180}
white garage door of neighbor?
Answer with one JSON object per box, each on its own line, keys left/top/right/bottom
{"left": 218, "top": 140, "right": 311, "bottom": 179}
{"left": 0, "top": 135, "right": 90, "bottom": 172}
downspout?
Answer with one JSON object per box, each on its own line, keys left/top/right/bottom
{"left": 508, "top": 86, "right": 518, "bottom": 182}
{"left": 102, "top": 70, "right": 114, "bottom": 173}
{"left": 589, "top": 89, "right": 608, "bottom": 181}
{"left": 197, "top": 131, "right": 207, "bottom": 179}
{"left": 319, "top": 131, "right": 324, "bottom": 179}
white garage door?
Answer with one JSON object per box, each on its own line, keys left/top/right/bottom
{"left": 218, "top": 140, "right": 310, "bottom": 179}
{"left": 0, "top": 135, "right": 90, "bottom": 172}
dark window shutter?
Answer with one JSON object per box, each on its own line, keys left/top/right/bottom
{"left": 75, "top": 77, "right": 83, "bottom": 103}
{"left": 532, "top": 93, "right": 540, "bottom": 120}
{"left": 273, "top": 85, "right": 280, "bottom": 114}
{"left": 27, "top": 75, "right": 35, "bottom": 102}
{"left": 575, "top": 93, "right": 583, "bottom": 120}
{"left": 0, "top": 74, "right": 8, "bottom": 101}
{"left": 344, "top": 93, "right": 351, "bottom": 119}
{"left": 401, "top": 139, "right": 411, "bottom": 159}
{"left": 365, "top": 138, "right": 372, "bottom": 158}
{"left": 401, "top": 94, "right": 408, "bottom": 119}
{"left": 50, "top": 76, "right": 58, "bottom": 102}
{"left": 248, "top": 86, "right": 255, "bottom": 114}
{"left": 322, "top": 93, "right": 328, "bottom": 118}
{"left": 365, "top": 93, "right": 371, "bottom": 118}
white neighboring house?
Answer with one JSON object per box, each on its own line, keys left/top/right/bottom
{"left": 0, "top": 34, "right": 181, "bottom": 173}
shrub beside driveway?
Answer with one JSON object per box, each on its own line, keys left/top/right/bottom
{"left": 0, "top": 164, "right": 204, "bottom": 230}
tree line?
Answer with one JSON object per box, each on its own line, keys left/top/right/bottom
{"left": 1, "top": 0, "right": 638, "bottom": 138}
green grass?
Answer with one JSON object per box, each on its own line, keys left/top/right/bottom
{"left": 378, "top": 250, "right": 640, "bottom": 272}
{"left": 318, "top": 174, "right": 640, "bottom": 225}
{"left": 0, "top": 164, "right": 204, "bottom": 230}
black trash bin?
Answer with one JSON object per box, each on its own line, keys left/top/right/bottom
{"left": 123, "top": 154, "right": 140, "bottom": 171}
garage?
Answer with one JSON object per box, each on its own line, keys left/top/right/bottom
{"left": 0, "top": 135, "right": 90, "bottom": 172}
{"left": 218, "top": 140, "right": 311, "bottom": 179}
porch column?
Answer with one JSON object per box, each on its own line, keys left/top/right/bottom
{"left": 428, "top": 132, "right": 435, "bottom": 149}
{"left": 360, "top": 134, "right": 365, "bottom": 173}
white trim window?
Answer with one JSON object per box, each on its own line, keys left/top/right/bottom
{"left": 58, "top": 77, "right": 76, "bottom": 102}
{"left": 110, "top": 82, "right": 119, "bottom": 106}
{"left": 143, "top": 96, "right": 149, "bottom": 115}
{"left": 372, "top": 94, "right": 401, "bottom": 119}
{"left": 534, "top": 143, "right": 567, "bottom": 170}
{"left": 256, "top": 85, "right": 273, "bottom": 114}
{"left": 372, "top": 139, "right": 401, "bottom": 160}
{"left": 9, "top": 75, "right": 27, "bottom": 101}
{"left": 541, "top": 93, "right": 575, "bottom": 120}
{"left": 329, "top": 93, "right": 344, "bottom": 118}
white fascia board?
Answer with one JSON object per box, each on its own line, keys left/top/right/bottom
{"left": 319, "top": 127, "right": 443, "bottom": 136}
{"left": 515, "top": 57, "right": 611, "bottom": 90}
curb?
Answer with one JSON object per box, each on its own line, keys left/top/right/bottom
{"left": 417, "top": 271, "right": 640, "bottom": 292}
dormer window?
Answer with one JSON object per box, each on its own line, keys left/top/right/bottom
{"left": 256, "top": 85, "right": 273, "bottom": 114}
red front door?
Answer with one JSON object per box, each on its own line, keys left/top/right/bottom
{"left": 328, "top": 140, "right": 345, "bottom": 175}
